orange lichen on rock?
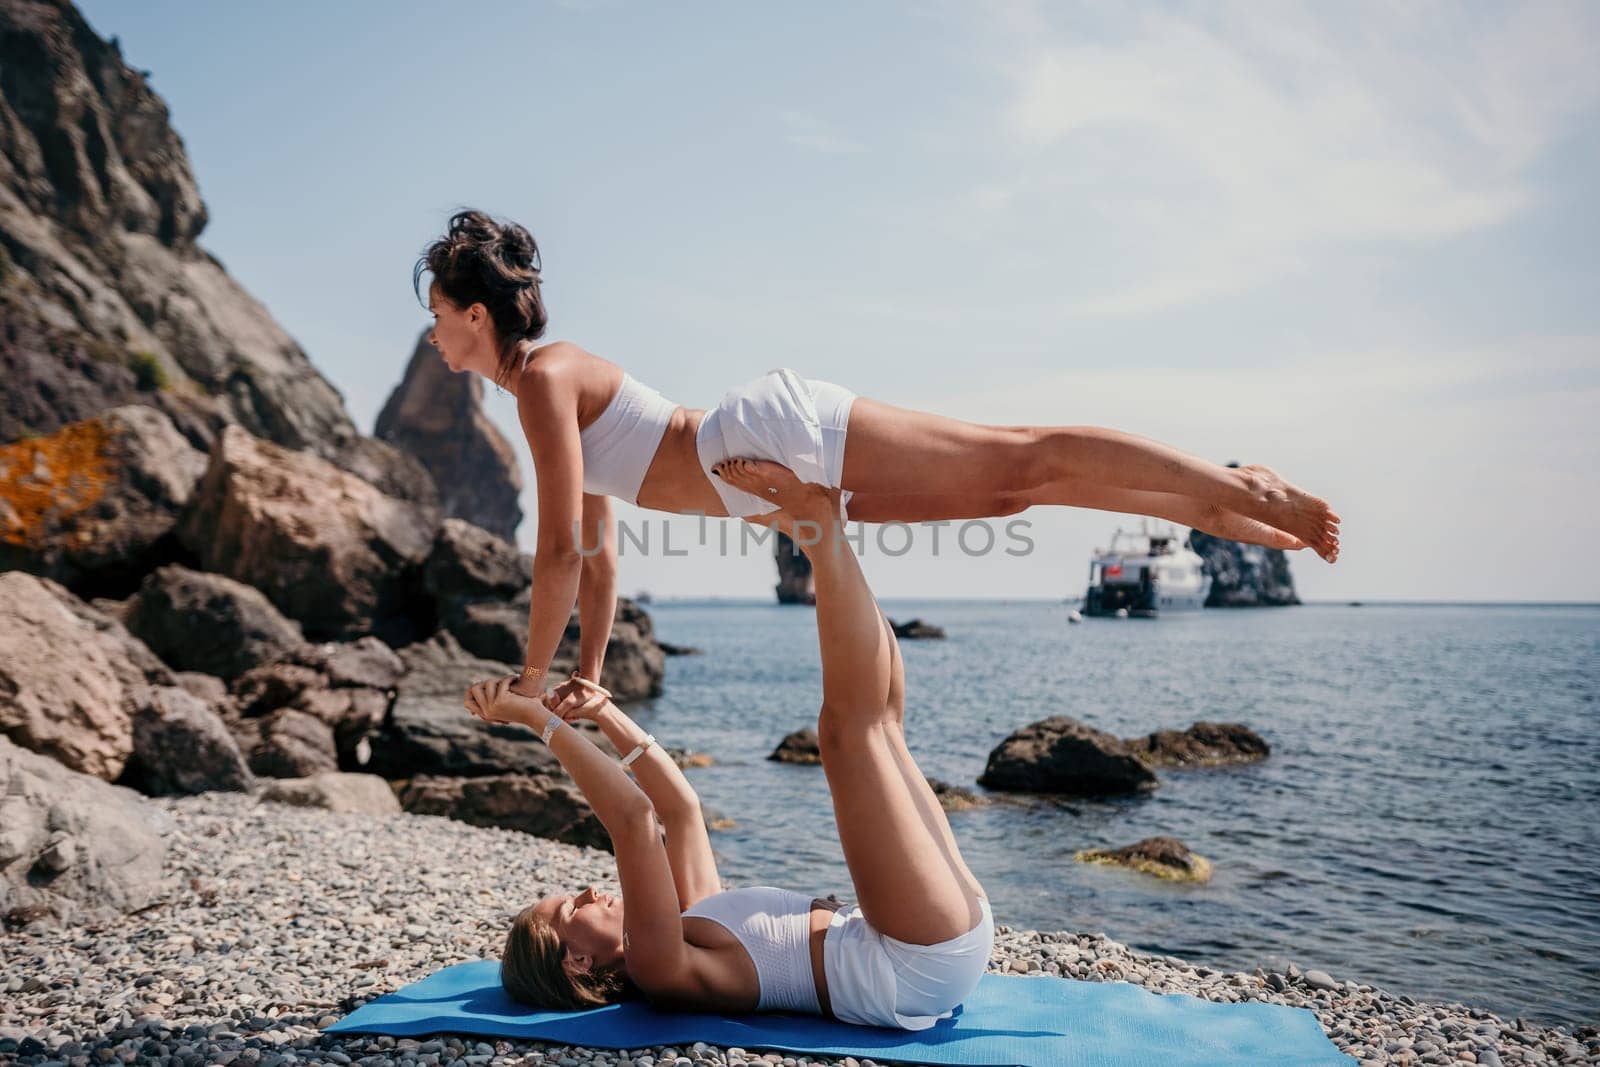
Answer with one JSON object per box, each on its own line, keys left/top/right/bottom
{"left": 0, "top": 419, "right": 115, "bottom": 548}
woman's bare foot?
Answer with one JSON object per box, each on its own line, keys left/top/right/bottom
{"left": 710, "top": 457, "right": 842, "bottom": 544}
{"left": 1237, "top": 464, "right": 1341, "bottom": 563}
{"left": 1194, "top": 507, "right": 1308, "bottom": 552}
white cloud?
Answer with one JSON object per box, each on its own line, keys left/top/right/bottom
{"left": 979, "top": 1, "right": 1600, "bottom": 315}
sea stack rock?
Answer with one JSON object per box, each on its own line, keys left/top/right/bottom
{"left": 1186, "top": 533, "right": 1300, "bottom": 607}
{"left": 774, "top": 531, "right": 815, "bottom": 604}
{"left": 375, "top": 329, "right": 524, "bottom": 541}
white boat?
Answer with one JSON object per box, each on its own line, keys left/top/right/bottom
{"left": 1083, "top": 522, "right": 1212, "bottom": 617}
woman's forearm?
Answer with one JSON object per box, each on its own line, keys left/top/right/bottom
{"left": 523, "top": 549, "right": 584, "bottom": 686}
{"left": 591, "top": 703, "right": 699, "bottom": 818}
{"left": 577, "top": 558, "right": 618, "bottom": 682}
{"left": 519, "top": 700, "right": 654, "bottom": 831}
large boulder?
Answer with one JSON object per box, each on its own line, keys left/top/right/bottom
{"left": 0, "top": 736, "right": 168, "bottom": 924}
{"left": 423, "top": 517, "right": 529, "bottom": 606}
{"left": 122, "top": 564, "right": 305, "bottom": 681}
{"left": 121, "top": 686, "right": 254, "bottom": 796}
{"left": 1188, "top": 528, "right": 1299, "bottom": 607}
{"left": 366, "top": 632, "right": 558, "bottom": 779}
{"left": 260, "top": 772, "right": 400, "bottom": 815}
{"left": 442, "top": 591, "right": 665, "bottom": 702}
{"left": 399, "top": 773, "right": 609, "bottom": 852}
{"left": 240, "top": 709, "right": 338, "bottom": 779}
{"left": 176, "top": 425, "right": 438, "bottom": 641}
{"left": 0, "top": 405, "right": 206, "bottom": 595}
{"left": 977, "top": 716, "right": 1159, "bottom": 796}
{"left": 1125, "top": 721, "right": 1270, "bottom": 769}
{"left": 229, "top": 637, "right": 402, "bottom": 766}
{"left": 0, "top": 571, "right": 178, "bottom": 779}
{"left": 376, "top": 329, "right": 524, "bottom": 541}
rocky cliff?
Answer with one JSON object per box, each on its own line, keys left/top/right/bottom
{"left": 0, "top": 0, "right": 431, "bottom": 507}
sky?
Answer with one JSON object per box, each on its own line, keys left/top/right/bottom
{"left": 77, "top": 1, "right": 1600, "bottom": 602}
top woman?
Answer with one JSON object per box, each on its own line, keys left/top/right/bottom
{"left": 417, "top": 210, "right": 1339, "bottom": 701}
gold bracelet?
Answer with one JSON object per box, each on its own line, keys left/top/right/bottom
{"left": 521, "top": 666, "right": 545, "bottom": 680}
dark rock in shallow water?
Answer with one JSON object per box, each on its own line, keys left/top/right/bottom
{"left": 659, "top": 641, "right": 702, "bottom": 656}
{"left": 889, "top": 617, "right": 946, "bottom": 639}
{"left": 1188, "top": 528, "right": 1300, "bottom": 607}
{"left": 123, "top": 565, "right": 305, "bottom": 682}
{"left": 0, "top": 406, "right": 206, "bottom": 596}
{"left": 1125, "top": 721, "right": 1270, "bottom": 768}
{"left": 376, "top": 331, "right": 525, "bottom": 542}
{"left": 400, "top": 773, "right": 609, "bottom": 852}
{"left": 769, "top": 728, "right": 822, "bottom": 765}
{"left": 926, "top": 777, "right": 989, "bottom": 811}
{"left": 0, "top": 737, "right": 168, "bottom": 924}
{"left": 978, "top": 716, "right": 1159, "bottom": 796}
{"left": 1076, "top": 836, "right": 1213, "bottom": 883}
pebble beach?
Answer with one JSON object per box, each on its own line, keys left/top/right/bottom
{"left": 4, "top": 794, "right": 1595, "bottom": 1067}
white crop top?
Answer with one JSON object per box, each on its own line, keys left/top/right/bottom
{"left": 681, "top": 886, "right": 821, "bottom": 1014}
{"left": 577, "top": 372, "right": 678, "bottom": 505}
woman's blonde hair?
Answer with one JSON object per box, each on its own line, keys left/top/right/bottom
{"left": 501, "top": 903, "right": 630, "bottom": 1010}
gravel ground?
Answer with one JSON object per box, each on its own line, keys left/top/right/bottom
{"left": 2, "top": 794, "right": 1594, "bottom": 1067}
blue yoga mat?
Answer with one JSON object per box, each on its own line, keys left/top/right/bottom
{"left": 328, "top": 960, "right": 1354, "bottom": 1066}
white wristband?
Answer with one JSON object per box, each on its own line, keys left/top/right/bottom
{"left": 620, "top": 734, "right": 656, "bottom": 769}
{"left": 540, "top": 716, "right": 564, "bottom": 745}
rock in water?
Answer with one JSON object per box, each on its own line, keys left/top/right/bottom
{"left": 376, "top": 330, "right": 524, "bottom": 541}
{"left": 889, "top": 617, "right": 946, "bottom": 639}
{"left": 1187, "top": 528, "right": 1300, "bottom": 607}
{"left": 1125, "top": 721, "right": 1270, "bottom": 768}
{"left": 978, "top": 715, "right": 1159, "bottom": 796}
{"left": 1075, "top": 836, "right": 1213, "bottom": 883}
{"left": 0, "top": 736, "right": 168, "bottom": 923}
{"left": 769, "top": 728, "right": 822, "bottom": 764}
{"left": 773, "top": 530, "right": 815, "bottom": 604}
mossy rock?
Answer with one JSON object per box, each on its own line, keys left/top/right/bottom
{"left": 1075, "top": 836, "right": 1213, "bottom": 883}
{"left": 127, "top": 350, "right": 169, "bottom": 392}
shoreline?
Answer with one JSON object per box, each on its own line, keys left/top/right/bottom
{"left": 2, "top": 794, "right": 1592, "bottom": 1067}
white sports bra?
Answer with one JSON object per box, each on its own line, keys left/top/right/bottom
{"left": 576, "top": 371, "right": 679, "bottom": 505}
{"left": 681, "top": 887, "right": 821, "bottom": 1014}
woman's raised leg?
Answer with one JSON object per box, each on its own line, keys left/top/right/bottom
{"left": 712, "top": 458, "right": 984, "bottom": 946}
{"left": 843, "top": 481, "right": 1313, "bottom": 553}
{"left": 836, "top": 396, "right": 1340, "bottom": 560}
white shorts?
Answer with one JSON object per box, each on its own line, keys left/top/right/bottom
{"left": 822, "top": 898, "right": 993, "bottom": 1031}
{"left": 695, "top": 368, "right": 856, "bottom": 519}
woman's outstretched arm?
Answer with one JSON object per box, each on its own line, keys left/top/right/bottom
{"left": 549, "top": 681, "right": 721, "bottom": 909}
{"left": 470, "top": 680, "right": 695, "bottom": 991}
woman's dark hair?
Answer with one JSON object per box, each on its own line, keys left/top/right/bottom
{"left": 502, "top": 903, "right": 632, "bottom": 1010}
{"left": 414, "top": 210, "right": 548, "bottom": 390}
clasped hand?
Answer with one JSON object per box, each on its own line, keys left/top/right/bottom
{"left": 463, "top": 672, "right": 610, "bottom": 727}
